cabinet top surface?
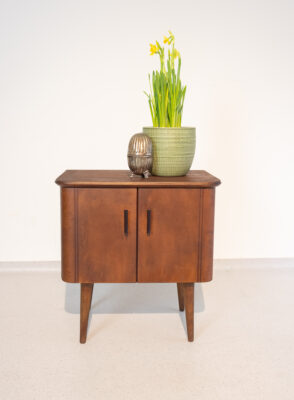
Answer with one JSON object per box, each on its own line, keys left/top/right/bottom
{"left": 55, "top": 170, "right": 221, "bottom": 188}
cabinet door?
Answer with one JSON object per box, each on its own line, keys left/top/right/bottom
{"left": 77, "top": 188, "right": 137, "bottom": 282}
{"left": 138, "top": 188, "right": 201, "bottom": 282}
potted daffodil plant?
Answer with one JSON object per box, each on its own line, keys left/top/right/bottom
{"left": 143, "top": 32, "right": 195, "bottom": 176}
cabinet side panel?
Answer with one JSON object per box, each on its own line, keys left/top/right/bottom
{"left": 61, "top": 188, "right": 77, "bottom": 282}
{"left": 200, "top": 188, "right": 215, "bottom": 282}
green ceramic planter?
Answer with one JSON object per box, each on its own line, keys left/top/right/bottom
{"left": 142, "top": 127, "right": 196, "bottom": 176}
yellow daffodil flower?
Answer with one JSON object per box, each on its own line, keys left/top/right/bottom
{"left": 168, "top": 31, "right": 175, "bottom": 41}
{"left": 173, "top": 48, "right": 180, "bottom": 58}
{"left": 149, "top": 43, "right": 158, "bottom": 55}
{"left": 164, "top": 33, "right": 174, "bottom": 45}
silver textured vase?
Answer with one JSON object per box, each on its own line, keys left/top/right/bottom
{"left": 127, "top": 133, "right": 153, "bottom": 178}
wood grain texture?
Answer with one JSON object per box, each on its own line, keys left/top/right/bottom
{"left": 55, "top": 170, "right": 221, "bottom": 188}
{"left": 177, "top": 283, "right": 185, "bottom": 311}
{"left": 80, "top": 283, "right": 94, "bottom": 344}
{"left": 61, "top": 188, "right": 76, "bottom": 282}
{"left": 77, "top": 188, "right": 137, "bottom": 283}
{"left": 183, "top": 282, "right": 194, "bottom": 342}
{"left": 138, "top": 188, "right": 201, "bottom": 282}
{"left": 199, "top": 189, "right": 215, "bottom": 282}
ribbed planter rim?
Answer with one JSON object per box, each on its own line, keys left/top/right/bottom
{"left": 143, "top": 126, "right": 195, "bottom": 129}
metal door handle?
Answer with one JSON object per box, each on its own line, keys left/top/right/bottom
{"left": 147, "top": 209, "right": 151, "bottom": 236}
{"left": 124, "top": 210, "right": 128, "bottom": 236}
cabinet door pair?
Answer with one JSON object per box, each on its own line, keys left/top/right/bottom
{"left": 69, "top": 188, "right": 204, "bottom": 283}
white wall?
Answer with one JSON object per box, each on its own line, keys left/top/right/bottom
{"left": 1, "top": 0, "right": 293, "bottom": 261}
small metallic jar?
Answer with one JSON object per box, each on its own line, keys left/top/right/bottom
{"left": 127, "top": 133, "right": 153, "bottom": 178}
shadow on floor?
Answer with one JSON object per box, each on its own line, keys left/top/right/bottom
{"left": 65, "top": 283, "right": 205, "bottom": 314}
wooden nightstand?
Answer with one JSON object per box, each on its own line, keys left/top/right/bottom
{"left": 55, "top": 170, "right": 221, "bottom": 342}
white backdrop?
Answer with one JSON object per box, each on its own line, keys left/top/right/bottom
{"left": 1, "top": 0, "right": 293, "bottom": 261}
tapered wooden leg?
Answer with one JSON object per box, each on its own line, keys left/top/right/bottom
{"left": 80, "top": 283, "right": 94, "bottom": 344}
{"left": 183, "top": 283, "right": 194, "bottom": 342}
{"left": 177, "top": 283, "right": 185, "bottom": 311}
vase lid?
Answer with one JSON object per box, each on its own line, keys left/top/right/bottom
{"left": 127, "top": 133, "right": 152, "bottom": 156}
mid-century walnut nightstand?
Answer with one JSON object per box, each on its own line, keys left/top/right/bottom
{"left": 55, "top": 170, "right": 221, "bottom": 343}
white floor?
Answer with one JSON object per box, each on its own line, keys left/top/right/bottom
{"left": 0, "top": 259, "right": 294, "bottom": 400}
